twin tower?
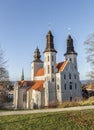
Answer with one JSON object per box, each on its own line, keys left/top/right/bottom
{"left": 31, "top": 30, "right": 81, "bottom": 106}
{"left": 31, "top": 30, "right": 78, "bottom": 82}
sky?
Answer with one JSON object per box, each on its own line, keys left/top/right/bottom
{"left": 0, "top": 0, "right": 94, "bottom": 81}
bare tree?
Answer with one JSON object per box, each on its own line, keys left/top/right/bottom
{"left": 0, "top": 46, "right": 9, "bottom": 84}
{"left": 85, "top": 34, "right": 94, "bottom": 80}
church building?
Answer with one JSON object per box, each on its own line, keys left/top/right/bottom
{"left": 14, "top": 30, "right": 82, "bottom": 109}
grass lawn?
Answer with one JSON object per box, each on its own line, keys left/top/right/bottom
{"left": 0, "top": 109, "right": 94, "bottom": 130}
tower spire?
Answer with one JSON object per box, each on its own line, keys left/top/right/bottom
{"left": 64, "top": 35, "right": 77, "bottom": 56}
{"left": 21, "top": 69, "right": 24, "bottom": 81}
{"left": 33, "top": 46, "right": 42, "bottom": 62}
{"left": 44, "top": 30, "right": 57, "bottom": 53}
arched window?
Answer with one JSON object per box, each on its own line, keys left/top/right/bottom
{"left": 48, "top": 56, "right": 49, "bottom": 61}
{"left": 70, "top": 82, "right": 72, "bottom": 90}
{"left": 64, "top": 84, "right": 66, "bottom": 90}
{"left": 52, "top": 66, "right": 54, "bottom": 73}
{"left": 48, "top": 65, "right": 50, "bottom": 73}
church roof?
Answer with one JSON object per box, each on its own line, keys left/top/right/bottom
{"left": 27, "top": 80, "right": 44, "bottom": 91}
{"left": 34, "top": 61, "right": 68, "bottom": 76}
{"left": 56, "top": 61, "right": 68, "bottom": 72}
{"left": 35, "top": 68, "right": 44, "bottom": 76}
{"left": 18, "top": 80, "right": 34, "bottom": 87}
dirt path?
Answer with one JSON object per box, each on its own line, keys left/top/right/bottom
{"left": 0, "top": 105, "right": 94, "bottom": 116}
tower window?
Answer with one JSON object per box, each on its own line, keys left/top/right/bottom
{"left": 69, "top": 73, "right": 71, "bottom": 79}
{"left": 48, "top": 56, "right": 49, "bottom": 61}
{"left": 64, "top": 74, "right": 66, "bottom": 79}
{"left": 52, "top": 56, "right": 54, "bottom": 61}
{"left": 57, "top": 85, "right": 59, "bottom": 90}
{"left": 64, "top": 84, "right": 66, "bottom": 90}
{"left": 70, "top": 85, "right": 72, "bottom": 90}
{"left": 75, "top": 83, "right": 77, "bottom": 89}
{"left": 52, "top": 66, "right": 54, "bottom": 73}
{"left": 70, "top": 82, "right": 72, "bottom": 90}
{"left": 48, "top": 65, "right": 50, "bottom": 73}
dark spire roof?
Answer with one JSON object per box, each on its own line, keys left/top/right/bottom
{"left": 64, "top": 35, "right": 77, "bottom": 56}
{"left": 33, "top": 47, "right": 43, "bottom": 62}
{"left": 21, "top": 69, "right": 24, "bottom": 81}
{"left": 43, "top": 30, "right": 57, "bottom": 53}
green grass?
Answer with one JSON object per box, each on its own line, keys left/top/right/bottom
{"left": 58, "top": 96, "right": 94, "bottom": 108}
{"left": 0, "top": 109, "right": 94, "bottom": 130}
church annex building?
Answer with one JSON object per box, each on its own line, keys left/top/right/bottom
{"left": 14, "top": 30, "right": 82, "bottom": 109}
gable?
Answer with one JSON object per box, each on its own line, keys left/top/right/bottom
{"left": 56, "top": 61, "right": 68, "bottom": 72}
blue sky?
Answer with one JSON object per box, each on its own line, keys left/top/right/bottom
{"left": 0, "top": 0, "right": 94, "bottom": 81}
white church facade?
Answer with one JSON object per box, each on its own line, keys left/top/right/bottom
{"left": 14, "top": 30, "right": 82, "bottom": 109}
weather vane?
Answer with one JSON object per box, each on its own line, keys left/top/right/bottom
{"left": 48, "top": 23, "right": 51, "bottom": 30}
{"left": 68, "top": 27, "right": 71, "bottom": 35}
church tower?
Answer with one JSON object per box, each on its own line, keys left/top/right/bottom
{"left": 64, "top": 35, "right": 82, "bottom": 101}
{"left": 21, "top": 69, "right": 24, "bottom": 81}
{"left": 64, "top": 35, "right": 78, "bottom": 69}
{"left": 31, "top": 47, "right": 43, "bottom": 80}
{"left": 43, "top": 30, "right": 57, "bottom": 106}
